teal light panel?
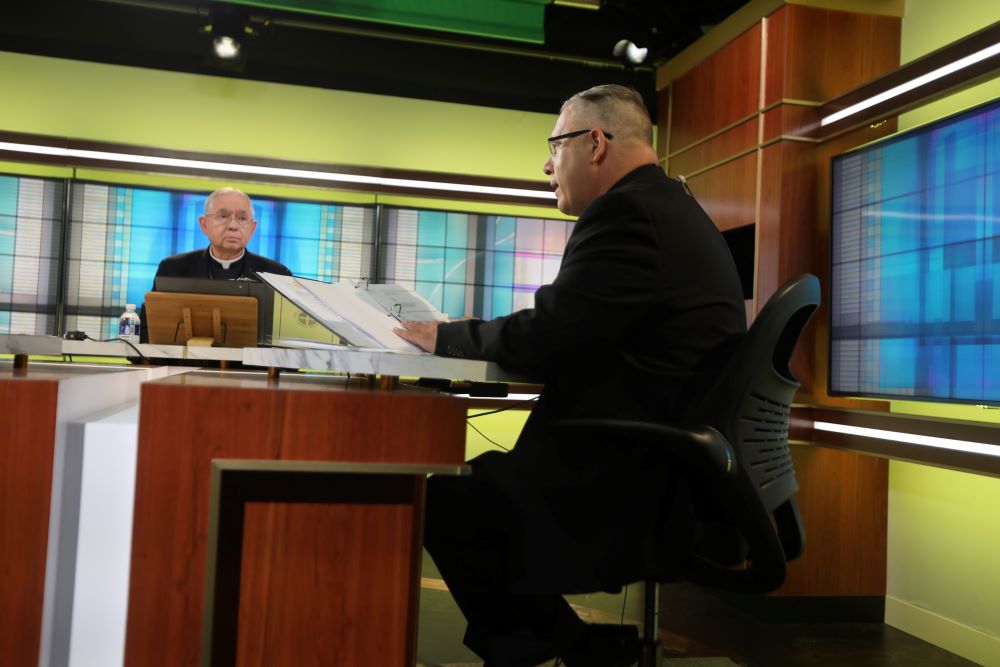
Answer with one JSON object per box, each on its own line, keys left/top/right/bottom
{"left": 0, "top": 174, "right": 64, "bottom": 335}
{"left": 379, "top": 207, "right": 574, "bottom": 319}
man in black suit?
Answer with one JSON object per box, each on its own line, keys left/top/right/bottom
{"left": 396, "top": 85, "right": 745, "bottom": 666}
{"left": 153, "top": 187, "right": 292, "bottom": 280}
{"left": 141, "top": 188, "right": 291, "bottom": 343}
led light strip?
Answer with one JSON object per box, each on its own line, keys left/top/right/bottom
{"left": 813, "top": 421, "right": 1000, "bottom": 457}
{"left": 820, "top": 41, "right": 1000, "bottom": 127}
{"left": 0, "top": 141, "right": 556, "bottom": 200}
{"left": 454, "top": 393, "right": 539, "bottom": 402}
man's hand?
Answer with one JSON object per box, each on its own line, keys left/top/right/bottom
{"left": 393, "top": 319, "right": 440, "bottom": 352}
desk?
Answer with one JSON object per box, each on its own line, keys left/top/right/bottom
{"left": 0, "top": 363, "right": 168, "bottom": 667}
{"left": 124, "top": 372, "right": 469, "bottom": 666}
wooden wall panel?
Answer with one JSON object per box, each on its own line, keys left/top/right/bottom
{"left": 763, "top": 5, "right": 788, "bottom": 107}
{"left": 684, "top": 153, "right": 757, "bottom": 232}
{"left": 668, "top": 117, "right": 756, "bottom": 177}
{"left": 0, "top": 376, "right": 59, "bottom": 667}
{"left": 780, "top": 445, "right": 889, "bottom": 595}
{"left": 781, "top": 4, "right": 902, "bottom": 102}
{"left": 657, "top": 2, "right": 902, "bottom": 605}
{"left": 761, "top": 105, "right": 821, "bottom": 142}
{"left": 125, "top": 376, "right": 467, "bottom": 667}
{"left": 669, "top": 23, "right": 761, "bottom": 152}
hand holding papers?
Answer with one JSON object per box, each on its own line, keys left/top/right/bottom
{"left": 257, "top": 273, "right": 447, "bottom": 352}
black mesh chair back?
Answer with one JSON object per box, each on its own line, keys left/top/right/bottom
{"left": 682, "top": 273, "right": 820, "bottom": 592}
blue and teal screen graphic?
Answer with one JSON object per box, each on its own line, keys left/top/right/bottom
{"left": 830, "top": 98, "right": 1000, "bottom": 403}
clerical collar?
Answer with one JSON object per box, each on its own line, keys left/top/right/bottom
{"left": 209, "top": 248, "right": 246, "bottom": 270}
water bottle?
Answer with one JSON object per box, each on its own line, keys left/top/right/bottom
{"left": 118, "top": 304, "right": 141, "bottom": 344}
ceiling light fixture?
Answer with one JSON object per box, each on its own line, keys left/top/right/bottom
{"left": 212, "top": 35, "right": 241, "bottom": 60}
{"left": 613, "top": 39, "right": 648, "bottom": 65}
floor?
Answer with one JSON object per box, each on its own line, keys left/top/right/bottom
{"left": 415, "top": 571, "right": 978, "bottom": 667}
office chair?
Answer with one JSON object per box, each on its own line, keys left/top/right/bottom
{"left": 558, "top": 273, "right": 820, "bottom": 666}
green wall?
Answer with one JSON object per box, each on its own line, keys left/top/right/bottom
{"left": 0, "top": 49, "right": 566, "bottom": 219}
{"left": 883, "top": 3, "right": 1000, "bottom": 665}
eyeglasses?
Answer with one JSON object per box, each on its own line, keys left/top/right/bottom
{"left": 209, "top": 212, "right": 253, "bottom": 227}
{"left": 547, "top": 128, "right": 614, "bottom": 156}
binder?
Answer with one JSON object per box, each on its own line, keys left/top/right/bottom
{"left": 256, "top": 273, "right": 447, "bottom": 352}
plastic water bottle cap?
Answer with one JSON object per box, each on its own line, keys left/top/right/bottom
{"left": 126, "top": 304, "right": 137, "bottom": 311}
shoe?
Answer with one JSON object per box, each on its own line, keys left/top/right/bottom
{"left": 558, "top": 623, "right": 640, "bottom": 667}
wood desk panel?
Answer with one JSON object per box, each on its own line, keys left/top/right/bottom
{"left": 125, "top": 373, "right": 467, "bottom": 667}
{"left": 0, "top": 376, "right": 59, "bottom": 666}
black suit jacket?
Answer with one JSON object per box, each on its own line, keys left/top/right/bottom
{"left": 435, "top": 164, "right": 746, "bottom": 593}
{"left": 153, "top": 247, "right": 292, "bottom": 280}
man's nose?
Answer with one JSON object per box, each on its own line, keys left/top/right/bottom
{"left": 543, "top": 156, "right": 553, "bottom": 176}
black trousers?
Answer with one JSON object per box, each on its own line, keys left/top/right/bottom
{"left": 424, "top": 468, "right": 588, "bottom": 666}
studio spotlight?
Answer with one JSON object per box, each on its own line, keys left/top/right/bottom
{"left": 205, "top": 4, "right": 253, "bottom": 71}
{"left": 213, "top": 35, "right": 241, "bottom": 60}
{"left": 613, "top": 39, "right": 648, "bottom": 65}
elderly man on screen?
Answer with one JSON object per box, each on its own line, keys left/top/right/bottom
{"left": 395, "top": 84, "right": 746, "bottom": 667}
{"left": 154, "top": 187, "right": 291, "bottom": 281}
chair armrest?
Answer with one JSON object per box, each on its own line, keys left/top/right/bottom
{"left": 553, "top": 419, "right": 736, "bottom": 481}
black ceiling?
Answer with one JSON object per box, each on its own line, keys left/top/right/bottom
{"left": 0, "top": 0, "right": 749, "bottom": 118}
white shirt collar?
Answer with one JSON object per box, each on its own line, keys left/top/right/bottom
{"left": 208, "top": 247, "right": 246, "bottom": 270}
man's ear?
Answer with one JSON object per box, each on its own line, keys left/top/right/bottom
{"left": 589, "top": 130, "right": 609, "bottom": 165}
{"left": 198, "top": 215, "right": 209, "bottom": 234}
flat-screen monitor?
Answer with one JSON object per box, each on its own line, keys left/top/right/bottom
{"left": 722, "top": 224, "right": 755, "bottom": 300}
{"left": 153, "top": 277, "right": 275, "bottom": 346}
{"left": 829, "top": 97, "right": 1000, "bottom": 404}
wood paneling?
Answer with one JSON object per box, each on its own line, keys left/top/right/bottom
{"left": 780, "top": 4, "right": 902, "bottom": 102}
{"left": 124, "top": 375, "right": 467, "bottom": 667}
{"left": 237, "top": 497, "right": 421, "bottom": 666}
{"left": 762, "top": 5, "right": 788, "bottom": 107}
{"left": 780, "top": 445, "right": 888, "bottom": 595}
{"left": 669, "top": 23, "right": 761, "bottom": 152}
{"left": 761, "top": 104, "right": 821, "bottom": 142}
{"left": 668, "top": 117, "right": 757, "bottom": 177}
{"left": 657, "top": 2, "right": 902, "bottom": 603}
{"left": 685, "top": 152, "right": 757, "bottom": 232}
{"left": 0, "top": 375, "right": 59, "bottom": 667}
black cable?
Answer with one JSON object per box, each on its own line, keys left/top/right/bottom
{"left": 467, "top": 395, "right": 539, "bottom": 419}
{"left": 466, "top": 420, "right": 509, "bottom": 452}
{"left": 621, "top": 584, "right": 628, "bottom": 624}
{"left": 90, "top": 335, "right": 146, "bottom": 360}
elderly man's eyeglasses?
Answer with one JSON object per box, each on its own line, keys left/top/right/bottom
{"left": 209, "top": 212, "right": 253, "bottom": 227}
{"left": 547, "top": 128, "right": 614, "bottom": 156}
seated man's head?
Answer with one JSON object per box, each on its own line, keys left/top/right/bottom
{"left": 543, "top": 84, "right": 657, "bottom": 216}
{"left": 199, "top": 187, "right": 257, "bottom": 260}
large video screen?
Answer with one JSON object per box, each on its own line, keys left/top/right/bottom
{"left": 830, "top": 97, "right": 1000, "bottom": 403}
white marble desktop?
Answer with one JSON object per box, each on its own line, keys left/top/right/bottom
{"left": 242, "top": 344, "right": 525, "bottom": 382}
{"left": 2, "top": 334, "right": 526, "bottom": 382}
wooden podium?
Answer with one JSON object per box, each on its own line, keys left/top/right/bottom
{"left": 124, "top": 372, "right": 468, "bottom": 667}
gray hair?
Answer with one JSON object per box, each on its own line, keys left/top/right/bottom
{"left": 561, "top": 84, "right": 653, "bottom": 146}
{"left": 204, "top": 187, "right": 254, "bottom": 217}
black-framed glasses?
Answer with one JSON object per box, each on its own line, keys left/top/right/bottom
{"left": 546, "top": 128, "right": 614, "bottom": 156}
